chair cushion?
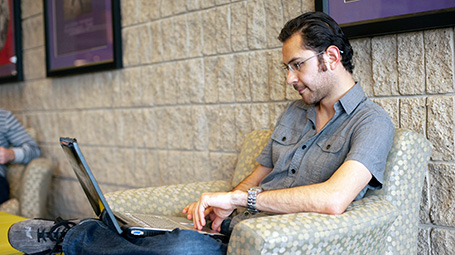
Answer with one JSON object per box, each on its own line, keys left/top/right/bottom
{"left": 106, "top": 180, "right": 232, "bottom": 216}
{"left": 231, "top": 129, "right": 272, "bottom": 187}
{"left": 19, "top": 158, "right": 53, "bottom": 218}
{"left": 0, "top": 199, "right": 19, "bottom": 215}
{"left": 5, "top": 164, "right": 25, "bottom": 199}
{"left": 366, "top": 129, "right": 432, "bottom": 254}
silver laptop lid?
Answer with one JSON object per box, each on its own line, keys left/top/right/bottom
{"left": 60, "top": 137, "right": 123, "bottom": 235}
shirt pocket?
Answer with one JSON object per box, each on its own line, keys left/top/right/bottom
{"left": 316, "top": 135, "right": 346, "bottom": 154}
{"left": 308, "top": 135, "right": 348, "bottom": 184}
{"left": 271, "top": 124, "right": 301, "bottom": 146}
{"left": 270, "top": 125, "right": 302, "bottom": 165}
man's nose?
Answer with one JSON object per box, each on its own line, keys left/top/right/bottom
{"left": 286, "top": 70, "right": 298, "bottom": 85}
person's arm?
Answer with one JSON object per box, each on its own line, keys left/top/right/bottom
{"left": 3, "top": 112, "right": 40, "bottom": 164}
{"left": 0, "top": 147, "right": 15, "bottom": 164}
{"left": 254, "top": 160, "right": 371, "bottom": 215}
{"left": 232, "top": 164, "right": 273, "bottom": 192}
{"left": 191, "top": 160, "right": 371, "bottom": 231}
{"left": 182, "top": 164, "right": 272, "bottom": 228}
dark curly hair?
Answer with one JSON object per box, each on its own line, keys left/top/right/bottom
{"left": 278, "top": 12, "right": 354, "bottom": 74}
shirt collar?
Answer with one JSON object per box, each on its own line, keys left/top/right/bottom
{"left": 295, "top": 82, "right": 366, "bottom": 115}
{"left": 337, "top": 83, "right": 366, "bottom": 115}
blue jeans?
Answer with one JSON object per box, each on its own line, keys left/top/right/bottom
{"left": 62, "top": 219, "right": 228, "bottom": 255}
{"left": 0, "top": 175, "right": 9, "bottom": 204}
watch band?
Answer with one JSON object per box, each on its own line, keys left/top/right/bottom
{"left": 247, "top": 186, "right": 263, "bottom": 213}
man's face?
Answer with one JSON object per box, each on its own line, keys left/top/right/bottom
{"left": 282, "top": 33, "right": 332, "bottom": 105}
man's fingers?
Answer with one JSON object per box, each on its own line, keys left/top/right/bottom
{"left": 211, "top": 217, "right": 224, "bottom": 232}
{"left": 194, "top": 195, "right": 214, "bottom": 230}
{"left": 189, "top": 192, "right": 236, "bottom": 231}
{"left": 204, "top": 207, "right": 213, "bottom": 217}
{"left": 183, "top": 202, "right": 197, "bottom": 220}
{"left": 193, "top": 202, "right": 205, "bottom": 230}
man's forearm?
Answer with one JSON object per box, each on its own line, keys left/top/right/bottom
{"left": 229, "top": 183, "right": 337, "bottom": 214}
{"left": 233, "top": 160, "right": 373, "bottom": 215}
{"left": 232, "top": 164, "right": 272, "bottom": 192}
{"left": 229, "top": 164, "right": 341, "bottom": 214}
{"left": 255, "top": 184, "right": 343, "bottom": 214}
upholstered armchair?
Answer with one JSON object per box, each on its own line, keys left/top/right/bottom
{"left": 0, "top": 129, "right": 54, "bottom": 218}
{"left": 106, "top": 128, "right": 432, "bottom": 254}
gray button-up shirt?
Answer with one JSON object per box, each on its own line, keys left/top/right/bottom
{"left": 257, "top": 83, "right": 394, "bottom": 200}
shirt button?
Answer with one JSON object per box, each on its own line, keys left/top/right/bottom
{"left": 326, "top": 144, "right": 331, "bottom": 149}
{"left": 291, "top": 169, "right": 296, "bottom": 174}
{"left": 282, "top": 137, "right": 287, "bottom": 142}
{"left": 302, "top": 145, "right": 306, "bottom": 150}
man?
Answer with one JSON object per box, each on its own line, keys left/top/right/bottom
{"left": 9, "top": 12, "right": 394, "bottom": 255}
{"left": 183, "top": 11, "right": 393, "bottom": 233}
{"left": 0, "top": 109, "right": 41, "bottom": 204}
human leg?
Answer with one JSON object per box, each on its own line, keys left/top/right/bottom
{"left": 8, "top": 217, "right": 79, "bottom": 254}
{"left": 0, "top": 175, "right": 9, "bottom": 204}
{"left": 63, "top": 219, "right": 227, "bottom": 255}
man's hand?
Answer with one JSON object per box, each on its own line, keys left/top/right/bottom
{"left": 0, "top": 147, "right": 15, "bottom": 164}
{"left": 183, "top": 191, "right": 247, "bottom": 232}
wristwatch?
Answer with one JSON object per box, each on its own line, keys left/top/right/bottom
{"left": 247, "top": 186, "right": 263, "bottom": 214}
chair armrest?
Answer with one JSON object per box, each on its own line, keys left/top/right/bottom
{"left": 105, "top": 180, "right": 233, "bottom": 217}
{"left": 0, "top": 198, "right": 20, "bottom": 215}
{"left": 227, "top": 196, "right": 398, "bottom": 255}
{"left": 19, "top": 158, "right": 54, "bottom": 218}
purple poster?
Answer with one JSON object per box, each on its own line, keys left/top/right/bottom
{"left": 45, "top": 0, "right": 121, "bottom": 76}
{"left": 317, "top": 0, "right": 455, "bottom": 38}
{"left": 328, "top": 0, "right": 455, "bottom": 25}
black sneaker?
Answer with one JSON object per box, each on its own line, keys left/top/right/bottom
{"left": 8, "top": 217, "right": 79, "bottom": 255}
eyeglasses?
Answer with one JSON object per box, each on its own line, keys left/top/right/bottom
{"left": 281, "top": 50, "right": 344, "bottom": 74}
{"left": 281, "top": 51, "right": 324, "bottom": 74}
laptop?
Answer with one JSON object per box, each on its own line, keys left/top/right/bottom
{"left": 59, "top": 137, "right": 225, "bottom": 239}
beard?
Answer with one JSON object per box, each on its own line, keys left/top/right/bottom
{"left": 298, "top": 67, "right": 332, "bottom": 105}
{"left": 300, "top": 84, "right": 330, "bottom": 105}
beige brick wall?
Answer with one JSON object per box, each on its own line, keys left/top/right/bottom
{"left": 0, "top": 0, "right": 453, "bottom": 253}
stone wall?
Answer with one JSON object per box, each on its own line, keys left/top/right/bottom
{"left": 0, "top": 0, "right": 453, "bottom": 254}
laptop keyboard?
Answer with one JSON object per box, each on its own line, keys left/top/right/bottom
{"left": 125, "top": 213, "right": 193, "bottom": 230}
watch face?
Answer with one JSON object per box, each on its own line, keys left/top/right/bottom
{"left": 248, "top": 187, "right": 262, "bottom": 213}
{"left": 249, "top": 187, "right": 263, "bottom": 193}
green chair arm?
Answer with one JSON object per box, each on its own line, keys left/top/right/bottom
{"left": 106, "top": 180, "right": 233, "bottom": 217}
{"left": 19, "top": 158, "right": 54, "bottom": 218}
{"left": 227, "top": 196, "right": 398, "bottom": 255}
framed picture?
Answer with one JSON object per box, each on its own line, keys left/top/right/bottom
{"left": 0, "top": 0, "right": 23, "bottom": 83}
{"left": 43, "top": 0, "right": 122, "bottom": 77}
{"left": 315, "top": 0, "right": 455, "bottom": 38}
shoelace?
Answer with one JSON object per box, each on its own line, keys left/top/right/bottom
{"left": 36, "top": 217, "right": 78, "bottom": 254}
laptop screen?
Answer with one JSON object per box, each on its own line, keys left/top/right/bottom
{"left": 60, "top": 137, "right": 122, "bottom": 234}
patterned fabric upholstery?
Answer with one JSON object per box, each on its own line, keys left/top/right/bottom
{"left": 0, "top": 198, "right": 19, "bottom": 215}
{"left": 106, "top": 181, "right": 232, "bottom": 217}
{"left": 366, "top": 129, "right": 432, "bottom": 254}
{"left": 231, "top": 130, "right": 273, "bottom": 188}
{"left": 106, "top": 128, "right": 432, "bottom": 254}
{"left": 229, "top": 196, "right": 398, "bottom": 255}
{"left": 0, "top": 158, "right": 54, "bottom": 218}
{"left": 19, "top": 158, "right": 54, "bottom": 218}
{"left": 0, "top": 129, "right": 54, "bottom": 218}
{"left": 4, "top": 164, "right": 24, "bottom": 200}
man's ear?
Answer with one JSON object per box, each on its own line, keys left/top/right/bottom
{"left": 326, "top": 46, "right": 342, "bottom": 71}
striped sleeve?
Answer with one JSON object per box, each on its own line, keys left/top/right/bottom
{"left": 0, "top": 110, "right": 41, "bottom": 164}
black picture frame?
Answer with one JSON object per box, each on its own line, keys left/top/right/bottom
{"left": 43, "top": 0, "right": 122, "bottom": 77}
{"left": 0, "top": 0, "right": 23, "bottom": 84}
{"left": 315, "top": 0, "right": 455, "bottom": 39}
